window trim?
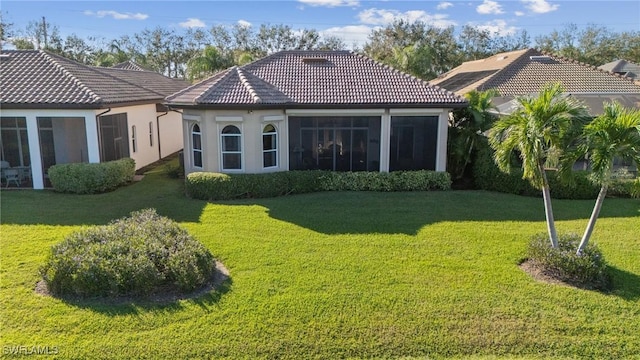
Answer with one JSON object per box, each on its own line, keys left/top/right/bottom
{"left": 149, "top": 121, "right": 154, "bottom": 147}
{"left": 219, "top": 124, "right": 243, "bottom": 172}
{"left": 191, "top": 123, "right": 203, "bottom": 169}
{"left": 262, "top": 124, "right": 278, "bottom": 169}
{"left": 131, "top": 125, "right": 137, "bottom": 153}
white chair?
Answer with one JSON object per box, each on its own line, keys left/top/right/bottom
{"left": 4, "top": 169, "right": 21, "bottom": 187}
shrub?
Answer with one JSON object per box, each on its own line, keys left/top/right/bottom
{"left": 526, "top": 233, "right": 610, "bottom": 290}
{"left": 471, "top": 139, "right": 625, "bottom": 199}
{"left": 40, "top": 209, "right": 216, "bottom": 298}
{"left": 48, "top": 158, "right": 135, "bottom": 194}
{"left": 186, "top": 170, "right": 450, "bottom": 200}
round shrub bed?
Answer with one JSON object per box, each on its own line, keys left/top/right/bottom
{"left": 523, "top": 233, "right": 611, "bottom": 291}
{"left": 40, "top": 209, "right": 217, "bottom": 298}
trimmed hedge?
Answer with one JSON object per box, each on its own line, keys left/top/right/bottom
{"left": 40, "top": 209, "right": 216, "bottom": 298}
{"left": 471, "top": 139, "right": 636, "bottom": 199}
{"left": 526, "top": 233, "right": 610, "bottom": 290}
{"left": 185, "top": 170, "right": 451, "bottom": 201}
{"left": 48, "top": 158, "right": 135, "bottom": 194}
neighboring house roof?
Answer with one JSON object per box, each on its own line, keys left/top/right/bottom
{"left": 0, "top": 50, "right": 189, "bottom": 109}
{"left": 430, "top": 48, "right": 640, "bottom": 115}
{"left": 598, "top": 59, "right": 640, "bottom": 80}
{"left": 111, "top": 60, "right": 150, "bottom": 72}
{"left": 167, "top": 50, "right": 466, "bottom": 109}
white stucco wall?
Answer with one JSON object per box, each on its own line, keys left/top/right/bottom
{"left": 181, "top": 107, "right": 451, "bottom": 176}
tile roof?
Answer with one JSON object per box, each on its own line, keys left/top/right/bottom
{"left": 430, "top": 48, "right": 640, "bottom": 96}
{"left": 111, "top": 60, "right": 150, "bottom": 72}
{"left": 598, "top": 60, "right": 640, "bottom": 80}
{"left": 0, "top": 50, "right": 189, "bottom": 109}
{"left": 167, "top": 50, "right": 466, "bottom": 108}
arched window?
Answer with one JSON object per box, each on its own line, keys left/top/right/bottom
{"left": 221, "top": 125, "right": 242, "bottom": 170}
{"left": 191, "top": 124, "right": 202, "bottom": 168}
{"left": 262, "top": 124, "right": 277, "bottom": 168}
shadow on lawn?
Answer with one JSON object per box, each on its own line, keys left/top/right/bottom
{"left": 0, "top": 173, "right": 207, "bottom": 226}
{"left": 608, "top": 266, "right": 640, "bottom": 301}
{"left": 247, "top": 190, "right": 640, "bottom": 235}
{"left": 55, "top": 275, "right": 233, "bottom": 316}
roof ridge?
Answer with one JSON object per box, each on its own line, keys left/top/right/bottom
{"left": 478, "top": 48, "right": 539, "bottom": 92}
{"left": 540, "top": 50, "right": 637, "bottom": 83}
{"left": 194, "top": 67, "right": 237, "bottom": 103}
{"left": 351, "top": 50, "right": 465, "bottom": 102}
{"left": 40, "top": 50, "right": 102, "bottom": 103}
{"left": 236, "top": 67, "right": 262, "bottom": 103}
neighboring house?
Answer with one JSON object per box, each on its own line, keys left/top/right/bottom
{"left": 0, "top": 50, "right": 189, "bottom": 189}
{"left": 167, "top": 50, "right": 466, "bottom": 176}
{"left": 429, "top": 48, "right": 640, "bottom": 115}
{"left": 598, "top": 59, "right": 640, "bottom": 81}
{"left": 111, "top": 60, "right": 151, "bottom": 72}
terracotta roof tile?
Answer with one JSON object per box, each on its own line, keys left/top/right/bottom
{"left": 430, "top": 48, "right": 640, "bottom": 96}
{"left": 0, "top": 50, "right": 189, "bottom": 108}
{"left": 167, "top": 50, "right": 466, "bottom": 108}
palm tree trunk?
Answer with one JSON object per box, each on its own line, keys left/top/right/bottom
{"left": 577, "top": 185, "right": 608, "bottom": 255}
{"left": 540, "top": 166, "right": 559, "bottom": 248}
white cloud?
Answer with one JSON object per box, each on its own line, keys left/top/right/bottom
{"left": 521, "top": 0, "right": 559, "bottom": 14}
{"left": 321, "top": 25, "right": 373, "bottom": 49}
{"left": 472, "top": 20, "right": 518, "bottom": 36}
{"left": 237, "top": 19, "right": 252, "bottom": 28}
{"left": 83, "top": 10, "right": 148, "bottom": 20}
{"left": 477, "top": 0, "right": 504, "bottom": 15}
{"left": 179, "top": 18, "right": 205, "bottom": 28}
{"left": 436, "top": 2, "right": 454, "bottom": 10}
{"left": 358, "top": 8, "right": 457, "bottom": 28}
{"left": 298, "top": 0, "right": 359, "bottom": 7}
{"left": 515, "top": 11, "right": 525, "bottom": 16}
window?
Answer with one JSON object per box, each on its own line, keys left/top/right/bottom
{"left": 389, "top": 116, "right": 438, "bottom": 171}
{"left": 131, "top": 125, "right": 137, "bottom": 153}
{"left": 221, "top": 125, "right": 242, "bottom": 170}
{"left": 262, "top": 124, "right": 277, "bottom": 168}
{"left": 288, "top": 116, "right": 380, "bottom": 171}
{"left": 0, "top": 117, "right": 30, "bottom": 168}
{"left": 191, "top": 124, "right": 202, "bottom": 168}
{"left": 149, "top": 122, "right": 154, "bottom": 147}
{"left": 98, "top": 113, "right": 129, "bottom": 162}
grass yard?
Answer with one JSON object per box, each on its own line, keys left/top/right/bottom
{"left": 1, "top": 166, "right": 639, "bottom": 359}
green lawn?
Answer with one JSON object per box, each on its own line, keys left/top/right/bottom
{"left": 1, "top": 167, "right": 639, "bottom": 359}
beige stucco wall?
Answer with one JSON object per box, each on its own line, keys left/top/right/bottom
{"left": 181, "top": 107, "right": 450, "bottom": 176}
{"left": 111, "top": 104, "right": 183, "bottom": 170}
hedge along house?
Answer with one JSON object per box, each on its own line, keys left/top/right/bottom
{"left": 0, "top": 50, "right": 189, "bottom": 189}
{"left": 167, "top": 50, "right": 467, "bottom": 176}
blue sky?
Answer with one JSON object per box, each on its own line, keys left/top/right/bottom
{"left": 2, "top": 0, "right": 639, "bottom": 48}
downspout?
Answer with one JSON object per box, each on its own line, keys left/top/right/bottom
{"left": 156, "top": 107, "right": 183, "bottom": 160}
{"left": 96, "top": 108, "right": 112, "bottom": 162}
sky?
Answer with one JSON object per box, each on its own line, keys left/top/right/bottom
{"left": 2, "top": 0, "right": 639, "bottom": 48}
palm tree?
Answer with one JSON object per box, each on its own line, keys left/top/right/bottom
{"left": 574, "top": 102, "right": 640, "bottom": 254}
{"left": 489, "top": 83, "right": 590, "bottom": 248}
{"left": 186, "top": 45, "right": 233, "bottom": 82}
{"left": 449, "top": 89, "right": 499, "bottom": 180}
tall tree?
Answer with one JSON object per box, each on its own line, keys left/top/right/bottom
{"left": 571, "top": 102, "right": 640, "bottom": 254}
{"left": 448, "top": 89, "right": 499, "bottom": 180}
{"left": 489, "top": 83, "right": 590, "bottom": 248}
{"left": 186, "top": 45, "right": 234, "bottom": 81}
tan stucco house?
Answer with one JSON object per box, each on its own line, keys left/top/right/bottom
{"left": 0, "top": 50, "right": 188, "bottom": 189}
{"left": 166, "top": 50, "right": 467, "bottom": 176}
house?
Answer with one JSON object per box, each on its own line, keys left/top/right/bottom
{"left": 166, "top": 50, "right": 466, "bottom": 176}
{"left": 429, "top": 48, "right": 640, "bottom": 115}
{"left": 598, "top": 59, "right": 640, "bottom": 81}
{"left": 0, "top": 50, "right": 189, "bottom": 189}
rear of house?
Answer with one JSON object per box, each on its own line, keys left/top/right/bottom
{"left": 167, "top": 50, "right": 467, "bottom": 176}
{"left": 0, "top": 50, "right": 188, "bottom": 189}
